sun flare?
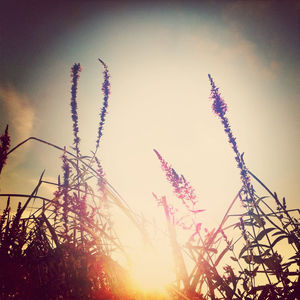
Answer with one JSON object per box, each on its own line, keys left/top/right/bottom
{"left": 130, "top": 246, "right": 174, "bottom": 292}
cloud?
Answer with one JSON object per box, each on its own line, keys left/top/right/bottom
{"left": 209, "top": 8, "right": 282, "bottom": 81}
{"left": 223, "top": 1, "right": 271, "bottom": 20}
{"left": 0, "top": 85, "right": 36, "bottom": 194}
{"left": 0, "top": 85, "right": 35, "bottom": 142}
{"left": 227, "top": 32, "right": 281, "bottom": 81}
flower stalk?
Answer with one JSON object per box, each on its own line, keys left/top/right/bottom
{"left": 0, "top": 125, "right": 10, "bottom": 174}
{"left": 70, "top": 63, "right": 82, "bottom": 157}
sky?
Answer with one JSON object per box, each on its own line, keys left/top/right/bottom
{"left": 0, "top": 0, "right": 300, "bottom": 269}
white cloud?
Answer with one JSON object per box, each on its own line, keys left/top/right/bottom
{"left": 0, "top": 85, "right": 35, "bottom": 142}
{"left": 219, "top": 2, "right": 282, "bottom": 81}
{"left": 0, "top": 85, "right": 36, "bottom": 194}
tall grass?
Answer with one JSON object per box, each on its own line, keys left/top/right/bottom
{"left": 151, "top": 75, "right": 300, "bottom": 299}
{"left": 0, "top": 61, "right": 299, "bottom": 299}
{"left": 0, "top": 60, "right": 137, "bottom": 300}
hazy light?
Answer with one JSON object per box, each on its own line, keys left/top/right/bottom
{"left": 130, "top": 245, "right": 174, "bottom": 292}
{"left": 3, "top": 5, "right": 299, "bottom": 289}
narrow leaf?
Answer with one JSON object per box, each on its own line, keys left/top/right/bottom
{"left": 272, "top": 230, "right": 285, "bottom": 236}
{"left": 256, "top": 228, "right": 276, "bottom": 241}
{"left": 271, "top": 235, "right": 288, "bottom": 247}
{"left": 239, "top": 244, "right": 250, "bottom": 259}
{"left": 215, "top": 246, "right": 229, "bottom": 266}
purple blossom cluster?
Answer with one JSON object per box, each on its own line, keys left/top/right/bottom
{"left": 0, "top": 125, "right": 10, "bottom": 174}
{"left": 95, "top": 156, "right": 106, "bottom": 197}
{"left": 153, "top": 149, "right": 197, "bottom": 211}
{"left": 208, "top": 75, "right": 252, "bottom": 196}
{"left": 61, "top": 151, "right": 71, "bottom": 241}
{"left": 96, "top": 59, "right": 111, "bottom": 149}
{"left": 70, "top": 63, "right": 82, "bottom": 156}
{"left": 208, "top": 74, "right": 227, "bottom": 118}
{"left": 62, "top": 152, "right": 71, "bottom": 189}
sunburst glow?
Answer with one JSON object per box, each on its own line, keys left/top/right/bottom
{"left": 1, "top": 1, "right": 299, "bottom": 299}
{"left": 130, "top": 246, "right": 174, "bottom": 292}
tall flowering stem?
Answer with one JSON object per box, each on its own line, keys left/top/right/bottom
{"left": 208, "top": 75, "right": 253, "bottom": 199}
{"left": 96, "top": 58, "right": 111, "bottom": 150}
{"left": 70, "top": 63, "right": 82, "bottom": 157}
{"left": 154, "top": 149, "right": 197, "bottom": 211}
{"left": 94, "top": 58, "right": 110, "bottom": 205}
{"left": 0, "top": 125, "right": 10, "bottom": 174}
{"left": 95, "top": 156, "right": 107, "bottom": 204}
{"left": 208, "top": 76, "right": 295, "bottom": 291}
{"left": 70, "top": 63, "right": 83, "bottom": 243}
{"left": 61, "top": 150, "right": 71, "bottom": 242}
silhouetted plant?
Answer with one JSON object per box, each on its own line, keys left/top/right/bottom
{"left": 0, "top": 62, "right": 299, "bottom": 300}
{"left": 0, "top": 60, "right": 138, "bottom": 300}
{"left": 0, "top": 125, "right": 10, "bottom": 174}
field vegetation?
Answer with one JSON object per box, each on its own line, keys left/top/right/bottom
{"left": 0, "top": 60, "right": 299, "bottom": 299}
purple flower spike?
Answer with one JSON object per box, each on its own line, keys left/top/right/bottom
{"left": 61, "top": 150, "right": 71, "bottom": 240}
{"left": 154, "top": 149, "right": 197, "bottom": 210}
{"left": 96, "top": 58, "right": 111, "bottom": 150}
{"left": 0, "top": 125, "right": 10, "bottom": 174}
{"left": 70, "top": 63, "right": 82, "bottom": 156}
{"left": 95, "top": 156, "right": 106, "bottom": 194}
{"left": 208, "top": 74, "right": 228, "bottom": 118}
{"left": 208, "top": 75, "right": 253, "bottom": 197}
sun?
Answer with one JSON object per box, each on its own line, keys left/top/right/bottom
{"left": 129, "top": 245, "right": 174, "bottom": 293}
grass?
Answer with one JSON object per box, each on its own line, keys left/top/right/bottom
{"left": 0, "top": 60, "right": 299, "bottom": 299}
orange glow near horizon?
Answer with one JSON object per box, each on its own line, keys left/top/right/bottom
{"left": 129, "top": 245, "right": 174, "bottom": 293}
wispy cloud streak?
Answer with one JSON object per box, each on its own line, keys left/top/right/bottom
{"left": 0, "top": 85, "right": 35, "bottom": 142}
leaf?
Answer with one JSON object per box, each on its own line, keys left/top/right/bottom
{"left": 78, "top": 155, "right": 92, "bottom": 160}
{"left": 272, "top": 230, "right": 285, "bottom": 236}
{"left": 214, "top": 246, "right": 229, "bottom": 266}
{"left": 256, "top": 228, "right": 276, "bottom": 241}
{"left": 282, "top": 260, "right": 298, "bottom": 269}
{"left": 239, "top": 242, "right": 270, "bottom": 258}
{"left": 41, "top": 213, "right": 60, "bottom": 247}
{"left": 248, "top": 285, "right": 266, "bottom": 294}
{"left": 271, "top": 235, "right": 288, "bottom": 247}
{"left": 242, "top": 255, "right": 252, "bottom": 264}
{"left": 242, "top": 278, "right": 249, "bottom": 291}
{"left": 85, "top": 175, "right": 94, "bottom": 181}
{"left": 262, "top": 248, "right": 271, "bottom": 257}
{"left": 242, "top": 255, "right": 264, "bottom": 264}
{"left": 233, "top": 222, "right": 241, "bottom": 229}
{"left": 288, "top": 254, "right": 299, "bottom": 260}
{"left": 230, "top": 256, "right": 238, "bottom": 262}
{"left": 239, "top": 244, "right": 250, "bottom": 259}
{"left": 254, "top": 196, "right": 268, "bottom": 206}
